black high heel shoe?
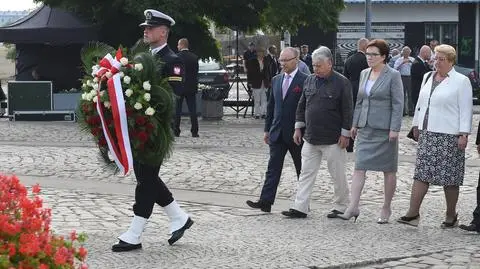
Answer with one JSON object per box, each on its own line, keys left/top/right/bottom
{"left": 397, "top": 214, "right": 420, "bottom": 227}
{"left": 441, "top": 214, "right": 458, "bottom": 228}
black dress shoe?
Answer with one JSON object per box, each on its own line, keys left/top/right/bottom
{"left": 168, "top": 217, "right": 194, "bottom": 245}
{"left": 246, "top": 200, "right": 271, "bottom": 212}
{"left": 192, "top": 133, "right": 199, "bottom": 138}
{"left": 459, "top": 223, "right": 480, "bottom": 233}
{"left": 111, "top": 240, "right": 142, "bottom": 252}
{"left": 281, "top": 209, "right": 307, "bottom": 218}
{"left": 174, "top": 131, "right": 180, "bottom": 137}
{"left": 327, "top": 209, "right": 344, "bottom": 218}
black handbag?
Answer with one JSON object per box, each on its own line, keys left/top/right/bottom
{"left": 407, "top": 127, "right": 417, "bottom": 142}
{"left": 406, "top": 72, "right": 433, "bottom": 142}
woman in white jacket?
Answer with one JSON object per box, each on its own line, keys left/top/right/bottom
{"left": 398, "top": 44, "right": 473, "bottom": 228}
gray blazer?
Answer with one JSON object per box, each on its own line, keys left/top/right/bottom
{"left": 352, "top": 65, "right": 404, "bottom": 131}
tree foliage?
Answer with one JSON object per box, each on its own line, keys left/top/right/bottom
{"left": 36, "top": 0, "right": 345, "bottom": 58}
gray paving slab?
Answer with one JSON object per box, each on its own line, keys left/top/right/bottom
{"left": 1, "top": 115, "right": 480, "bottom": 268}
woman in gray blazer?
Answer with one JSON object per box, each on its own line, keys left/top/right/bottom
{"left": 338, "top": 39, "right": 404, "bottom": 223}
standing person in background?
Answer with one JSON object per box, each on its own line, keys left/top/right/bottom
{"left": 388, "top": 49, "right": 400, "bottom": 68}
{"left": 300, "top": 45, "right": 313, "bottom": 73}
{"left": 243, "top": 42, "right": 257, "bottom": 74}
{"left": 174, "top": 38, "right": 199, "bottom": 138}
{"left": 263, "top": 45, "right": 280, "bottom": 101}
{"left": 344, "top": 38, "right": 369, "bottom": 152}
{"left": 410, "top": 45, "right": 432, "bottom": 109}
{"left": 394, "top": 46, "right": 415, "bottom": 116}
{"left": 248, "top": 50, "right": 267, "bottom": 119}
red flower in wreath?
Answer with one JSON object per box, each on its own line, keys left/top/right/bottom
{"left": 135, "top": 116, "right": 147, "bottom": 126}
{"left": 137, "top": 131, "right": 148, "bottom": 143}
{"left": 293, "top": 85, "right": 302, "bottom": 93}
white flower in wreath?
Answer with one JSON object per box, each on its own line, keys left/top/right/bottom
{"left": 120, "top": 57, "right": 129, "bottom": 66}
{"left": 86, "top": 80, "right": 92, "bottom": 87}
{"left": 104, "top": 101, "right": 111, "bottom": 109}
{"left": 89, "top": 89, "right": 96, "bottom": 96}
{"left": 99, "top": 90, "right": 105, "bottom": 97}
{"left": 143, "top": 81, "right": 151, "bottom": 91}
{"left": 143, "top": 93, "right": 151, "bottom": 102}
{"left": 134, "top": 102, "right": 143, "bottom": 110}
{"left": 145, "top": 107, "right": 155, "bottom": 116}
{"left": 92, "top": 83, "right": 99, "bottom": 91}
{"left": 82, "top": 83, "right": 87, "bottom": 89}
{"left": 93, "top": 77, "right": 99, "bottom": 83}
{"left": 134, "top": 63, "right": 143, "bottom": 71}
{"left": 92, "top": 96, "right": 98, "bottom": 103}
{"left": 105, "top": 71, "right": 113, "bottom": 79}
{"left": 125, "top": 89, "right": 133, "bottom": 97}
{"left": 119, "top": 71, "right": 125, "bottom": 78}
{"left": 123, "top": 76, "right": 131, "bottom": 84}
{"left": 81, "top": 93, "right": 87, "bottom": 100}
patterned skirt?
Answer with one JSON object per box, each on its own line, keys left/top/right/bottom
{"left": 414, "top": 131, "right": 465, "bottom": 186}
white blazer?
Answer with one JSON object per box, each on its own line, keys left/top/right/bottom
{"left": 412, "top": 68, "right": 472, "bottom": 135}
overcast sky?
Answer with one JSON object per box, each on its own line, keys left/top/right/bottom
{"left": 0, "top": 0, "right": 39, "bottom": 11}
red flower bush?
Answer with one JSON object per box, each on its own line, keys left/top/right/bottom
{"left": 0, "top": 174, "right": 88, "bottom": 268}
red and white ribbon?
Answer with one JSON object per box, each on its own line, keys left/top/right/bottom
{"left": 95, "top": 51, "right": 133, "bottom": 175}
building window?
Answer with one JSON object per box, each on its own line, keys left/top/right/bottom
{"left": 425, "top": 23, "right": 458, "bottom": 48}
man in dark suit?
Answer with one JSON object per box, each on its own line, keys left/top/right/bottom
{"left": 174, "top": 38, "right": 199, "bottom": 137}
{"left": 343, "top": 38, "right": 368, "bottom": 152}
{"left": 410, "top": 45, "right": 432, "bottom": 109}
{"left": 246, "top": 47, "right": 308, "bottom": 212}
{"left": 300, "top": 45, "right": 313, "bottom": 73}
{"left": 263, "top": 45, "right": 279, "bottom": 101}
{"left": 112, "top": 9, "right": 193, "bottom": 252}
{"left": 459, "top": 122, "right": 480, "bottom": 233}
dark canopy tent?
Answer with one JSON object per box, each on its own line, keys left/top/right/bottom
{"left": 0, "top": 5, "right": 97, "bottom": 92}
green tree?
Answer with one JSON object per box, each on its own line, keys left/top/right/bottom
{"left": 36, "top": 0, "right": 344, "bottom": 58}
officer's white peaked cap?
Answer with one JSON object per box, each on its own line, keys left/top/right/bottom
{"left": 139, "top": 9, "right": 175, "bottom": 27}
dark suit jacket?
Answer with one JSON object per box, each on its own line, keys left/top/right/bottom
{"left": 301, "top": 54, "right": 313, "bottom": 73}
{"left": 155, "top": 45, "right": 185, "bottom": 95}
{"left": 177, "top": 49, "right": 199, "bottom": 96}
{"left": 265, "top": 71, "right": 308, "bottom": 144}
{"left": 411, "top": 56, "right": 432, "bottom": 98}
{"left": 343, "top": 51, "right": 368, "bottom": 104}
{"left": 246, "top": 58, "right": 266, "bottom": 89}
{"left": 263, "top": 54, "right": 279, "bottom": 89}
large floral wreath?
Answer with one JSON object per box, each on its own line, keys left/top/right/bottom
{"left": 78, "top": 42, "right": 174, "bottom": 174}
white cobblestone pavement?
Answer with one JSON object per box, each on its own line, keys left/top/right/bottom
{"left": 1, "top": 113, "right": 480, "bottom": 268}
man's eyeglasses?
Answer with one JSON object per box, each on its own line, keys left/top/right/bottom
{"left": 365, "top": 53, "right": 381, "bottom": 57}
{"left": 279, "top": 57, "right": 296, "bottom": 63}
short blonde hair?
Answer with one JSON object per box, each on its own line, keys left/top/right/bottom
{"left": 435, "top": 44, "right": 456, "bottom": 64}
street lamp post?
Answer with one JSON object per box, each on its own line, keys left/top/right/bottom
{"left": 365, "top": 0, "right": 372, "bottom": 39}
